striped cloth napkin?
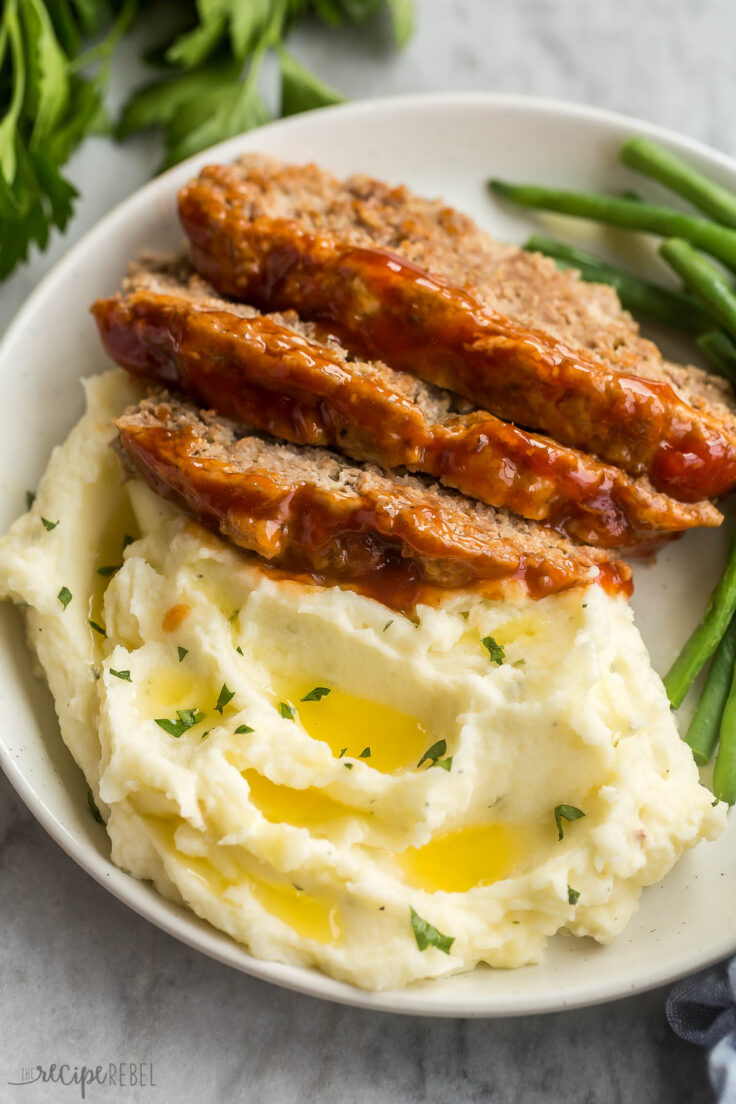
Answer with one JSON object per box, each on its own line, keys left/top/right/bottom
{"left": 668, "top": 960, "right": 736, "bottom": 1103}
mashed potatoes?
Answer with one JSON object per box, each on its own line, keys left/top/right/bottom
{"left": 0, "top": 371, "right": 725, "bottom": 990}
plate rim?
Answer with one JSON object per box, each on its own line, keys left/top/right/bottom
{"left": 2, "top": 89, "right": 734, "bottom": 1018}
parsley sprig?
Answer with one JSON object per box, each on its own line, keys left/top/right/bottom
{"left": 1, "top": 1, "right": 413, "bottom": 281}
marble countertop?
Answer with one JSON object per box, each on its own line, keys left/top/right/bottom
{"left": 1, "top": 2, "right": 728, "bottom": 1100}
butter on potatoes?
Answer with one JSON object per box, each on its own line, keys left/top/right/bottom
{"left": 0, "top": 370, "right": 725, "bottom": 990}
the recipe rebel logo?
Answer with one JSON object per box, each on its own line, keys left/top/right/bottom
{"left": 8, "top": 1062, "right": 156, "bottom": 1099}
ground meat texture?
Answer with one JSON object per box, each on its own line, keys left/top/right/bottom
{"left": 114, "top": 395, "right": 632, "bottom": 608}
{"left": 177, "top": 155, "right": 736, "bottom": 502}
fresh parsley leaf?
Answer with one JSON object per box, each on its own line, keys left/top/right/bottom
{"left": 87, "top": 785, "right": 104, "bottom": 824}
{"left": 235, "top": 723, "right": 254, "bottom": 734}
{"left": 215, "top": 683, "right": 234, "bottom": 714}
{"left": 338, "top": 747, "right": 347, "bottom": 758}
{"left": 409, "top": 907, "right": 454, "bottom": 954}
{"left": 417, "top": 739, "right": 447, "bottom": 768}
{"left": 567, "top": 885, "right": 580, "bottom": 905}
{"left": 97, "top": 564, "right": 121, "bottom": 577}
{"left": 387, "top": 0, "right": 414, "bottom": 47}
{"left": 177, "top": 645, "right": 188, "bottom": 662}
{"left": 110, "top": 668, "right": 131, "bottom": 681}
{"left": 41, "top": 517, "right": 58, "bottom": 531}
{"left": 279, "top": 47, "right": 343, "bottom": 118}
{"left": 155, "top": 707, "right": 206, "bottom": 738}
{"left": 57, "top": 586, "right": 72, "bottom": 608}
{"left": 344, "top": 762, "right": 353, "bottom": 769}
{"left": 300, "top": 686, "right": 331, "bottom": 702}
{"left": 235, "top": 645, "right": 243, "bottom": 655}
{"left": 435, "top": 757, "right": 453, "bottom": 771}
{"left": 358, "top": 747, "right": 371, "bottom": 758}
{"left": 382, "top": 620, "right": 393, "bottom": 632}
{"left": 279, "top": 701, "right": 296, "bottom": 720}
{"left": 482, "top": 636, "right": 505, "bottom": 664}
{"left": 554, "top": 804, "right": 585, "bottom": 841}
{"left": 88, "top": 619, "right": 106, "bottom": 637}
{"left": 25, "top": 490, "right": 36, "bottom": 509}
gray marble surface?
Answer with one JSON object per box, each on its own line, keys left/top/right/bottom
{"left": 1, "top": 2, "right": 730, "bottom": 1100}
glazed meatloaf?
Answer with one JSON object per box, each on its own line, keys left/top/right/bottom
{"left": 115, "top": 395, "right": 631, "bottom": 605}
{"left": 92, "top": 258, "right": 721, "bottom": 549}
{"left": 178, "top": 155, "right": 736, "bottom": 501}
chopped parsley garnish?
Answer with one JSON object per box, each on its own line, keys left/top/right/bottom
{"left": 110, "top": 669, "right": 131, "bottom": 682}
{"left": 300, "top": 686, "right": 331, "bottom": 702}
{"left": 382, "top": 621, "right": 393, "bottom": 632}
{"left": 344, "top": 762, "right": 353, "bottom": 769}
{"left": 417, "top": 739, "right": 447, "bottom": 768}
{"left": 177, "top": 646, "right": 188, "bottom": 662}
{"left": 200, "top": 730, "right": 211, "bottom": 741}
{"left": 87, "top": 786, "right": 104, "bottom": 825}
{"left": 25, "top": 490, "right": 36, "bottom": 509}
{"left": 338, "top": 747, "right": 347, "bottom": 758}
{"left": 122, "top": 533, "right": 135, "bottom": 548}
{"left": 89, "top": 620, "right": 106, "bottom": 637}
{"left": 235, "top": 724, "right": 254, "bottom": 734}
{"left": 409, "top": 907, "right": 454, "bottom": 954}
{"left": 358, "top": 747, "right": 371, "bottom": 758}
{"left": 482, "top": 635, "right": 505, "bottom": 664}
{"left": 279, "top": 701, "right": 296, "bottom": 720}
{"left": 567, "top": 885, "right": 580, "bottom": 905}
{"left": 236, "top": 646, "right": 243, "bottom": 656}
{"left": 57, "top": 586, "right": 72, "bottom": 609}
{"left": 97, "top": 564, "right": 121, "bottom": 577}
{"left": 215, "top": 683, "right": 235, "bottom": 715}
{"left": 155, "top": 708, "right": 206, "bottom": 737}
{"left": 41, "top": 517, "right": 58, "bottom": 531}
{"left": 554, "top": 804, "right": 586, "bottom": 841}
{"left": 292, "top": 883, "right": 304, "bottom": 892}
{"left": 435, "top": 757, "right": 453, "bottom": 772}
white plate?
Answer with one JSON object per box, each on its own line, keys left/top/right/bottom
{"left": 2, "top": 91, "right": 735, "bottom": 1018}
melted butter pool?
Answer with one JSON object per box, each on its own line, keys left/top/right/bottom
{"left": 243, "top": 768, "right": 359, "bottom": 830}
{"left": 402, "top": 822, "right": 524, "bottom": 893}
{"left": 281, "top": 682, "right": 431, "bottom": 773}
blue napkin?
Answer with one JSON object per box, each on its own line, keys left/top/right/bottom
{"left": 668, "top": 960, "right": 736, "bottom": 1103}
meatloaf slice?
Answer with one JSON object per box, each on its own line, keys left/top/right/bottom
{"left": 178, "top": 155, "right": 736, "bottom": 502}
{"left": 114, "top": 395, "right": 631, "bottom": 605}
{"left": 92, "top": 259, "right": 721, "bottom": 549}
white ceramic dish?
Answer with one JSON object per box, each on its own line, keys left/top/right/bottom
{"left": 2, "top": 91, "right": 735, "bottom": 1018}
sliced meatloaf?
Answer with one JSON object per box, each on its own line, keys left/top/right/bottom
{"left": 114, "top": 395, "right": 632, "bottom": 604}
{"left": 178, "top": 155, "right": 736, "bottom": 502}
{"left": 92, "top": 258, "right": 721, "bottom": 549}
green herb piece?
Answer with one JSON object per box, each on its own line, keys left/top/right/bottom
{"left": 88, "top": 619, "right": 106, "bottom": 637}
{"left": 110, "top": 669, "right": 131, "bottom": 682}
{"left": 382, "top": 621, "right": 393, "bottom": 632}
{"left": 482, "top": 636, "right": 505, "bottom": 664}
{"left": 409, "top": 907, "right": 454, "bottom": 954}
{"left": 200, "top": 730, "right": 210, "bottom": 741}
{"left": 235, "top": 723, "right": 254, "bottom": 734}
{"left": 229, "top": 608, "right": 240, "bottom": 622}
{"left": 567, "top": 885, "right": 580, "bottom": 905}
{"left": 343, "top": 762, "right": 354, "bottom": 769}
{"left": 338, "top": 747, "right": 347, "bottom": 758}
{"left": 279, "top": 701, "right": 296, "bottom": 720}
{"left": 25, "top": 491, "right": 36, "bottom": 509}
{"left": 57, "top": 586, "right": 72, "bottom": 609}
{"left": 292, "top": 882, "right": 304, "bottom": 892}
{"left": 279, "top": 46, "right": 343, "bottom": 118}
{"left": 215, "top": 683, "right": 234, "bottom": 715}
{"left": 87, "top": 786, "right": 104, "bottom": 824}
{"left": 122, "top": 533, "right": 135, "bottom": 548}
{"left": 554, "top": 804, "right": 586, "bottom": 841}
{"left": 41, "top": 517, "right": 58, "bottom": 531}
{"left": 154, "top": 707, "right": 206, "bottom": 738}
{"left": 236, "top": 645, "right": 243, "bottom": 655}
{"left": 358, "top": 747, "right": 371, "bottom": 758}
{"left": 417, "top": 739, "right": 447, "bottom": 768}
{"left": 97, "top": 564, "right": 121, "bottom": 577}
{"left": 300, "top": 686, "right": 331, "bottom": 702}
{"left": 177, "top": 646, "right": 188, "bottom": 662}
{"left": 434, "top": 757, "right": 453, "bottom": 772}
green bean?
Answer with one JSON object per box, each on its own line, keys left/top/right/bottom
{"left": 489, "top": 180, "right": 736, "bottom": 271}
{"left": 663, "top": 527, "right": 736, "bottom": 708}
{"left": 523, "top": 235, "right": 713, "bottom": 334}
{"left": 684, "top": 616, "right": 736, "bottom": 765}
{"left": 714, "top": 661, "right": 736, "bottom": 803}
{"left": 696, "top": 330, "right": 736, "bottom": 384}
{"left": 659, "top": 238, "right": 736, "bottom": 342}
{"left": 621, "top": 137, "right": 736, "bottom": 229}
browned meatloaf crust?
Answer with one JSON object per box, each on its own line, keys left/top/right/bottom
{"left": 114, "top": 395, "right": 632, "bottom": 605}
{"left": 177, "top": 154, "right": 736, "bottom": 502}
{"left": 92, "top": 258, "right": 721, "bottom": 549}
